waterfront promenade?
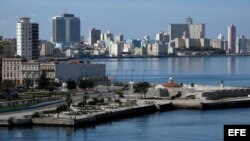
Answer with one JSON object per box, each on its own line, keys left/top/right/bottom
{"left": 1, "top": 84, "right": 250, "bottom": 127}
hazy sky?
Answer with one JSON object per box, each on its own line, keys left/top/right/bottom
{"left": 1, "top": 0, "right": 250, "bottom": 40}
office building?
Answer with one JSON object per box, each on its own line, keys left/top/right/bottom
{"left": 89, "top": 28, "right": 101, "bottom": 46}
{"left": 16, "top": 17, "right": 39, "bottom": 60}
{"left": 52, "top": 13, "right": 80, "bottom": 43}
{"left": 228, "top": 24, "right": 236, "bottom": 53}
{"left": 168, "top": 17, "right": 205, "bottom": 41}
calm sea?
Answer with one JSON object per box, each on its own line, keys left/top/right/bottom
{"left": 1, "top": 56, "right": 250, "bottom": 141}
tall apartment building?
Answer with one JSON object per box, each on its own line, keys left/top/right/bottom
{"left": 16, "top": 17, "right": 39, "bottom": 60}
{"left": 228, "top": 24, "right": 236, "bottom": 53}
{"left": 52, "top": 13, "right": 81, "bottom": 43}
{"left": 236, "top": 35, "right": 247, "bottom": 54}
{"left": 89, "top": 28, "right": 101, "bottom": 46}
{"left": 168, "top": 17, "right": 205, "bottom": 41}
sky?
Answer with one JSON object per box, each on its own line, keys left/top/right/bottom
{"left": 1, "top": 0, "right": 250, "bottom": 40}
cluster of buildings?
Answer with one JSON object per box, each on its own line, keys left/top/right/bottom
{"left": 211, "top": 24, "right": 250, "bottom": 54}
{"left": 2, "top": 13, "right": 250, "bottom": 88}
{"left": 1, "top": 58, "right": 105, "bottom": 87}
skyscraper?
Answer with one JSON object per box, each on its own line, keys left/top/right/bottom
{"left": 16, "top": 17, "right": 39, "bottom": 60}
{"left": 52, "top": 13, "right": 80, "bottom": 43}
{"left": 228, "top": 24, "right": 236, "bottom": 53}
{"left": 89, "top": 28, "right": 101, "bottom": 46}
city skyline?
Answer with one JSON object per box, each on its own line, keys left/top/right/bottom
{"left": 1, "top": 0, "right": 250, "bottom": 40}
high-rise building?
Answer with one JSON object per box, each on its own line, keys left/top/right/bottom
{"left": 89, "top": 28, "right": 101, "bottom": 46}
{"left": 228, "top": 24, "right": 236, "bottom": 53}
{"left": 115, "top": 34, "right": 124, "bottom": 42}
{"left": 236, "top": 35, "right": 247, "bottom": 54}
{"left": 156, "top": 32, "right": 169, "bottom": 43}
{"left": 168, "top": 17, "right": 205, "bottom": 41}
{"left": 52, "top": 13, "right": 80, "bottom": 43}
{"left": 16, "top": 17, "right": 39, "bottom": 60}
{"left": 101, "top": 31, "right": 113, "bottom": 41}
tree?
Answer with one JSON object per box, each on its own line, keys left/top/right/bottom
{"left": 133, "top": 82, "right": 151, "bottom": 98}
{"left": 79, "top": 79, "right": 94, "bottom": 90}
{"left": 23, "top": 78, "right": 33, "bottom": 90}
{"left": 37, "top": 70, "right": 48, "bottom": 89}
{"left": 67, "top": 79, "right": 76, "bottom": 90}
{"left": 1, "top": 80, "right": 13, "bottom": 104}
{"left": 65, "top": 93, "right": 72, "bottom": 110}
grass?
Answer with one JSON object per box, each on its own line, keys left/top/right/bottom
{"left": 0, "top": 103, "right": 38, "bottom": 111}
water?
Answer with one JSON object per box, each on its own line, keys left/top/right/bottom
{"left": 1, "top": 108, "right": 250, "bottom": 141}
{"left": 91, "top": 56, "right": 250, "bottom": 86}
{"left": 2, "top": 56, "right": 250, "bottom": 141}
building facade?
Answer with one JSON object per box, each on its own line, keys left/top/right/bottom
{"left": 16, "top": 17, "right": 39, "bottom": 60}
{"left": 89, "top": 28, "right": 101, "bottom": 46}
{"left": 228, "top": 24, "right": 236, "bottom": 53}
{"left": 147, "top": 42, "right": 168, "bottom": 56}
{"left": 168, "top": 17, "right": 205, "bottom": 41}
{"left": 109, "top": 42, "right": 123, "bottom": 57}
{"left": 2, "top": 58, "right": 23, "bottom": 85}
{"left": 236, "top": 35, "right": 247, "bottom": 54}
{"left": 39, "top": 41, "right": 55, "bottom": 56}
{"left": 21, "top": 61, "right": 41, "bottom": 87}
{"left": 52, "top": 13, "right": 80, "bottom": 43}
{"left": 40, "top": 62, "right": 56, "bottom": 80}
{"left": 55, "top": 62, "right": 106, "bottom": 83}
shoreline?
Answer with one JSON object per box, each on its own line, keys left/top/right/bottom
{"left": 1, "top": 99, "right": 250, "bottom": 128}
{"left": 39, "top": 54, "right": 250, "bottom": 61}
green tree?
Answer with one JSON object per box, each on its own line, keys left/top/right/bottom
{"left": 67, "top": 79, "right": 76, "bottom": 90}
{"left": 1, "top": 80, "right": 13, "bottom": 103}
{"left": 65, "top": 93, "right": 72, "bottom": 110}
{"left": 37, "top": 70, "right": 48, "bottom": 89}
{"left": 133, "top": 82, "right": 151, "bottom": 98}
{"left": 115, "top": 90, "right": 124, "bottom": 98}
{"left": 79, "top": 79, "right": 94, "bottom": 90}
{"left": 23, "top": 78, "right": 33, "bottom": 90}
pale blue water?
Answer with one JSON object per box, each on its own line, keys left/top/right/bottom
{"left": 1, "top": 56, "right": 250, "bottom": 141}
{"left": 92, "top": 56, "right": 250, "bottom": 86}
{"left": 1, "top": 108, "right": 250, "bottom": 141}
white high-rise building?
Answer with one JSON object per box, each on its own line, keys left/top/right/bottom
{"left": 16, "top": 17, "right": 39, "bottom": 60}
